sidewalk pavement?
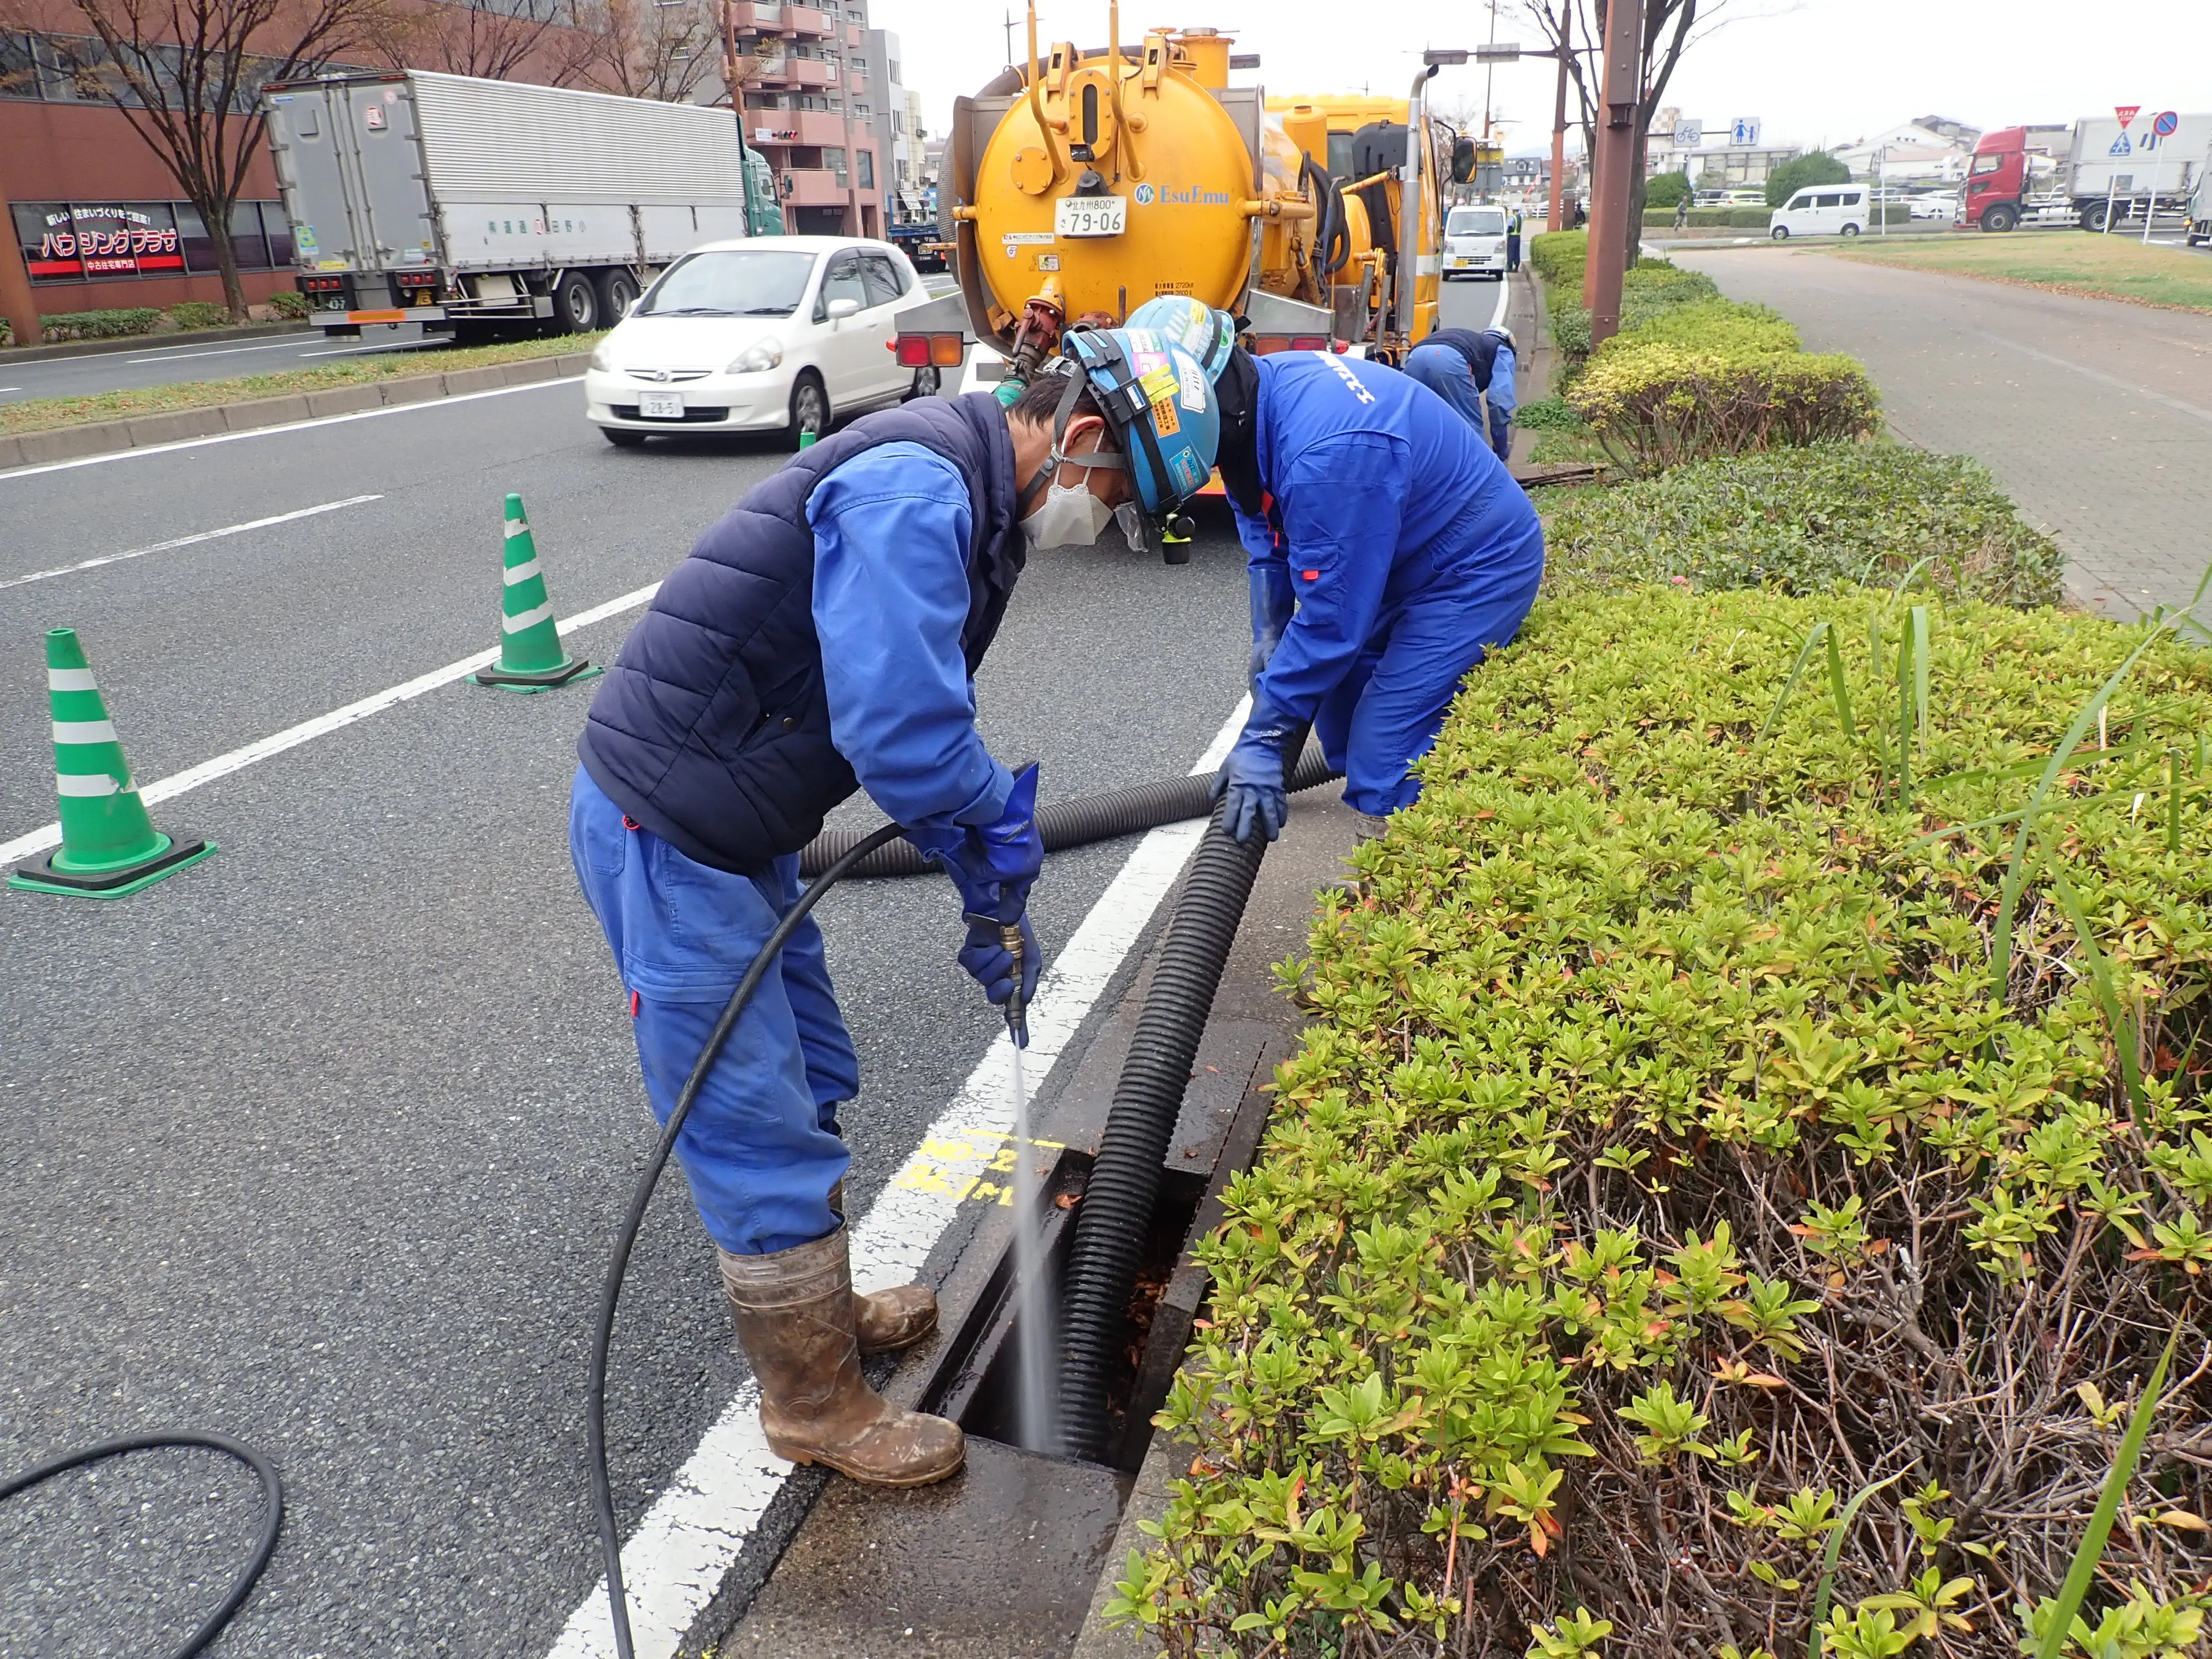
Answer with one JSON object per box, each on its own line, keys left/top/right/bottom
{"left": 1675, "top": 248, "right": 2212, "bottom": 622}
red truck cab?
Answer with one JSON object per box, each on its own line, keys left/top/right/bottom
{"left": 1962, "top": 127, "right": 2026, "bottom": 232}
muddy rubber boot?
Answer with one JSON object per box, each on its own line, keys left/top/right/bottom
{"left": 819, "top": 1182, "right": 937, "bottom": 1354}
{"left": 719, "top": 1227, "right": 964, "bottom": 1488}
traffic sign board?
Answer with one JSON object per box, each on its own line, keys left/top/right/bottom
{"left": 2153, "top": 111, "right": 2178, "bottom": 135}
{"left": 2115, "top": 104, "right": 2140, "bottom": 128}
{"left": 1730, "top": 116, "right": 1760, "bottom": 147}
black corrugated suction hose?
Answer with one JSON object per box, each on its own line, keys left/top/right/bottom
{"left": 1055, "top": 728, "right": 1311, "bottom": 1460}
{"left": 800, "top": 739, "right": 1339, "bottom": 879}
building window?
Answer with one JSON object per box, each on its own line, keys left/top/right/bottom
{"left": 857, "top": 150, "right": 873, "bottom": 189}
{"left": 854, "top": 102, "right": 869, "bottom": 118}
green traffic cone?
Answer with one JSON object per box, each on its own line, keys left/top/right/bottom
{"left": 469, "top": 493, "right": 601, "bottom": 692}
{"left": 9, "top": 628, "right": 214, "bottom": 899}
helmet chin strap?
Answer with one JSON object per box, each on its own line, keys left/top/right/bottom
{"left": 1018, "top": 371, "right": 1126, "bottom": 514}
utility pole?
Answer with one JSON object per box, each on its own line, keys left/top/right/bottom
{"left": 719, "top": 1, "right": 764, "bottom": 237}
{"left": 0, "top": 175, "right": 41, "bottom": 347}
{"left": 1480, "top": 0, "right": 1499, "bottom": 141}
{"left": 1547, "top": 6, "right": 1572, "bottom": 233}
{"left": 1581, "top": 0, "right": 1641, "bottom": 341}
{"left": 1003, "top": 11, "right": 1016, "bottom": 67}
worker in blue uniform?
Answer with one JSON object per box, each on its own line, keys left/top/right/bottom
{"left": 1127, "top": 298, "right": 1544, "bottom": 846}
{"left": 1402, "top": 326, "right": 1518, "bottom": 463}
{"left": 568, "top": 330, "right": 1219, "bottom": 1488}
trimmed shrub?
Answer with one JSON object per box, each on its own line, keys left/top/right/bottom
{"left": 38, "top": 308, "right": 164, "bottom": 341}
{"left": 1540, "top": 442, "right": 2066, "bottom": 605}
{"left": 1645, "top": 206, "right": 1782, "bottom": 229}
{"left": 1568, "top": 339, "right": 1879, "bottom": 471}
{"left": 267, "top": 290, "right": 310, "bottom": 320}
{"left": 1527, "top": 229, "right": 1585, "bottom": 290}
{"left": 1123, "top": 585, "right": 2212, "bottom": 1659}
{"left": 1644, "top": 170, "right": 1692, "bottom": 208}
{"left": 167, "top": 301, "right": 228, "bottom": 330}
{"left": 1766, "top": 148, "right": 1854, "bottom": 207}
{"left": 1608, "top": 296, "right": 1797, "bottom": 354}
{"left": 1509, "top": 395, "right": 1584, "bottom": 432}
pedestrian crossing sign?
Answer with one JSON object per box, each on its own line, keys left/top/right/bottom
{"left": 2109, "top": 133, "right": 2132, "bottom": 155}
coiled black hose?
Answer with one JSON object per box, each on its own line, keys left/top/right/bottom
{"left": 1055, "top": 729, "right": 1311, "bottom": 1460}
{"left": 586, "top": 821, "right": 906, "bottom": 1659}
{"left": 1, "top": 1430, "right": 285, "bottom": 1659}
{"left": 1302, "top": 155, "right": 1350, "bottom": 277}
{"left": 800, "top": 740, "right": 1339, "bottom": 879}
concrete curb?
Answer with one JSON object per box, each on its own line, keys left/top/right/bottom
{"left": 0, "top": 351, "right": 593, "bottom": 471}
{"left": 0, "top": 320, "right": 311, "bottom": 363}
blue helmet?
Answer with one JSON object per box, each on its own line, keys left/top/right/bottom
{"left": 1125, "top": 296, "right": 1239, "bottom": 384}
{"left": 1058, "top": 327, "right": 1221, "bottom": 518}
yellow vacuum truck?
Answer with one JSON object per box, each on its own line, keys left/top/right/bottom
{"left": 893, "top": 6, "right": 1470, "bottom": 390}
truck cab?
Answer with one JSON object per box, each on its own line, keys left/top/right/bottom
{"left": 1961, "top": 127, "right": 2026, "bottom": 232}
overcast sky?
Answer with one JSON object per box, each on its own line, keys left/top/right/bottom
{"left": 867, "top": 0, "right": 2212, "bottom": 158}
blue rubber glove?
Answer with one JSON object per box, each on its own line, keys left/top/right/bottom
{"left": 1249, "top": 563, "right": 1296, "bottom": 695}
{"left": 906, "top": 764, "right": 1046, "bottom": 1024}
{"left": 1211, "top": 699, "right": 1295, "bottom": 843}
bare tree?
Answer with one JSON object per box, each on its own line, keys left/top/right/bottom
{"left": 1520, "top": 0, "right": 1775, "bottom": 270}
{"left": 572, "top": 0, "right": 718, "bottom": 102}
{"left": 46, "top": 0, "right": 387, "bottom": 318}
{"left": 364, "top": 0, "right": 595, "bottom": 89}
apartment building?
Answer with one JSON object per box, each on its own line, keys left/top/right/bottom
{"left": 730, "top": 0, "right": 884, "bottom": 236}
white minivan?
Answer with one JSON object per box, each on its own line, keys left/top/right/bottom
{"left": 1443, "top": 205, "right": 1509, "bottom": 280}
{"left": 1768, "top": 185, "right": 1871, "bottom": 239}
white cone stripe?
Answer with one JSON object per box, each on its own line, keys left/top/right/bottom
{"left": 55, "top": 773, "right": 123, "bottom": 797}
{"left": 53, "top": 719, "right": 118, "bottom": 745}
{"left": 47, "top": 668, "right": 98, "bottom": 691}
{"left": 539, "top": 698, "right": 1253, "bottom": 1659}
{"left": 0, "top": 581, "right": 662, "bottom": 872}
{"left": 502, "top": 557, "right": 543, "bottom": 586}
{"left": 505, "top": 519, "right": 530, "bottom": 538}
{"left": 502, "top": 601, "right": 555, "bottom": 633}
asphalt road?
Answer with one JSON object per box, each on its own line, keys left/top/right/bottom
{"left": 0, "top": 324, "right": 445, "bottom": 406}
{"left": 1674, "top": 246, "right": 2212, "bottom": 620}
{"left": 0, "top": 374, "right": 1251, "bottom": 1656}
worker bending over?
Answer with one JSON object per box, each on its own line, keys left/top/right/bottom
{"left": 1129, "top": 298, "right": 1543, "bottom": 845}
{"left": 1401, "top": 326, "right": 1519, "bottom": 464}
{"left": 569, "top": 333, "right": 1218, "bottom": 1488}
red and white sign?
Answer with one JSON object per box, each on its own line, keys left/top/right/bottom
{"left": 2115, "top": 105, "right": 2141, "bottom": 128}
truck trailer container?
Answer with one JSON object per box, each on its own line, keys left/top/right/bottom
{"left": 1963, "top": 114, "right": 2210, "bottom": 233}
{"left": 263, "top": 70, "right": 777, "bottom": 340}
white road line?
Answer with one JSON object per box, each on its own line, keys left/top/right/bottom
{"left": 299, "top": 341, "right": 435, "bottom": 358}
{"left": 0, "top": 582, "right": 659, "bottom": 869}
{"left": 0, "top": 375, "right": 586, "bottom": 484}
{"left": 541, "top": 698, "right": 1252, "bottom": 1659}
{"left": 123, "top": 340, "right": 309, "bottom": 364}
{"left": 1489, "top": 268, "right": 1514, "bottom": 331}
{"left": 0, "top": 495, "right": 382, "bottom": 592}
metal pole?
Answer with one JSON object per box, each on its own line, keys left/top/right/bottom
{"left": 1392, "top": 62, "right": 1440, "bottom": 351}
{"left": 0, "top": 176, "right": 42, "bottom": 347}
{"left": 1481, "top": 0, "right": 1498, "bottom": 142}
{"left": 1547, "top": 11, "right": 1570, "bottom": 233}
{"left": 2141, "top": 143, "right": 2163, "bottom": 243}
{"left": 1581, "top": 0, "right": 1640, "bottom": 340}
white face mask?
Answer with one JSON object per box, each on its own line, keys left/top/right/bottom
{"left": 1021, "top": 479, "right": 1114, "bottom": 549}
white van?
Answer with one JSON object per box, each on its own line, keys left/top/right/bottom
{"left": 1444, "top": 205, "right": 1509, "bottom": 280}
{"left": 1768, "top": 185, "right": 1870, "bottom": 239}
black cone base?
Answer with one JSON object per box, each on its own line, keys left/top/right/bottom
{"left": 9, "top": 832, "right": 213, "bottom": 897}
{"left": 471, "top": 656, "right": 595, "bottom": 690}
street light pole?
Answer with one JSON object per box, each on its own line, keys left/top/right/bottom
{"left": 1581, "top": 0, "right": 1642, "bottom": 340}
{"left": 1547, "top": 9, "right": 1571, "bottom": 233}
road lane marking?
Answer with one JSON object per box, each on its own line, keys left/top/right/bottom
{"left": 0, "top": 375, "right": 586, "bottom": 483}
{"left": 540, "top": 698, "right": 1252, "bottom": 1659}
{"left": 1489, "top": 268, "right": 1513, "bottom": 331}
{"left": 124, "top": 340, "right": 311, "bottom": 364}
{"left": 1971, "top": 330, "right": 2212, "bottom": 428}
{"left": 0, "top": 495, "right": 383, "bottom": 592}
{"left": 299, "top": 341, "right": 436, "bottom": 358}
{"left": 0, "top": 582, "right": 660, "bottom": 869}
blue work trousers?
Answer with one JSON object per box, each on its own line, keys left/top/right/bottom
{"left": 1402, "top": 343, "right": 1512, "bottom": 465}
{"left": 568, "top": 768, "right": 853, "bottom": 1256}
{"left": 1312, "top": 561, "right": 1542, "bottom": 818}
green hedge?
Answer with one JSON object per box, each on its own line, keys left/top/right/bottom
{"left": 268, "top": 290, "right": 310, "bottom": 320}
{"left": 1541, "top": 443, "right": 2066, "bottom": 606}
{"left": 1567, "top": 338, "right": 1879, "bottom": 471}
{"left": 36, "top": 308, "right": 164, "bottom": 342}
{"left": 1644, "top": 206, "right": 1777, "bottom": 229}
{"left": 168, "top": 301, "right": 229, "bottom": 330}
{"left": 1119, "top": 584, "right": 2212, "bottom": 1659}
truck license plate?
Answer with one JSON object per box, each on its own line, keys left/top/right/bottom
{"left": 1053, "top": 194, "right": 1126, "bottom": 238}
{"left": 638, "top": 392, "right": 684, "bottom": 419}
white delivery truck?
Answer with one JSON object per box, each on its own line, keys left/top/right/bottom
{"left": 2064, "top": 114, "right": 2211, "bottom": 232}
{"left": 263, "top": 70, "right": 774, "bottom": 340}
{"left": 2189, "top": 138, "right": 2212, "bottom": 245}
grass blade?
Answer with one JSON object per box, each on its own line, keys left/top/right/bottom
{"left": 1990, "top": 621, "right": 2187, "bottom": 1004}
{"left": 1809, "top": 1469, "right": 1905, "bottom": 1659}
{"left": 1895, "top": 612, "right": 1915, "bottom": 803}
{"left": 1760, "top": 621, "right": 1829, "bottom": 743}
{"left": 1823, "top": 623, "right": 1857, "bottom": 744}
{"left": 1910, "top": 606, "right": 1932, "bottom": 752}
{"left": 2046, "top": 863, "right": 2144, "bottom": 1110}
{"left": 2030, "top": 1325, "right": 2182, "bottom": 1659}
{"left": 2169, "top": 749, "right": 2184, "bottom": 855}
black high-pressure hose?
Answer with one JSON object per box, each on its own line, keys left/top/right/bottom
{"left": 1056, "top": 731, "right": 1311, "bottom": 1460}
{"left": 0, "top": 1430, "right": 285, "bottom": 1659}
{"left": 585, "top": 821, "right": 905, "bottom": 1659}
{"left": 801, "top": 740, "right": 1340, "bottom": 879}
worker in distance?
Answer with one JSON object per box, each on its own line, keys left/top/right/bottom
{"left": 1401, "top": 325, "right": 1520, "bottom": 465}
{"left": 1126, "top": 296, "right": 1545, "bottom": 847}
{"left": 566, "top": 330, "right": 1219, "bottom": 1489}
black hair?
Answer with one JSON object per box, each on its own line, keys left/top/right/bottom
{"left": 1005, "top": 371, "right": 1115, "bottom": 446}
